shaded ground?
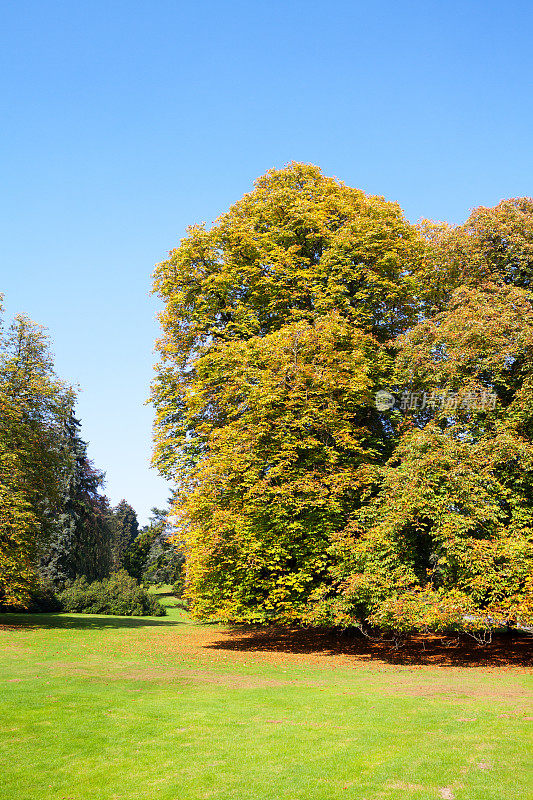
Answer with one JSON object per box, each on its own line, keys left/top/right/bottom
{"left": 205, "top": 625, "right": 533, "bottom": 669}
{"left": 0, "top": 614, "right": 181, "bottom": 631}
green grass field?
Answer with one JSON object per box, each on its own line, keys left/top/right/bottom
{"left": 1, "top": 591, "right": 532, "bottom": 800}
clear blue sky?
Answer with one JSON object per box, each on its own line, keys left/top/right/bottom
{"left": 1, "top": 1, "right": 532, "bottom": 523}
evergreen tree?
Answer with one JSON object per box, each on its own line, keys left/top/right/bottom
{"left": 142, "top": 508, "right": 184, "bottom": 586}
{"left": 109, "top": 500, "right": 139, "bottom": 570}
{"left": 123, "top": 508, "right": 184, "bottom": 586}
{"left": 40, "top": 414, "right": 112, "bottom": 586}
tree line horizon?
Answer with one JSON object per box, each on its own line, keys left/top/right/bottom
{"left": 0, "top": 307, "right": 180, "bottom": 609}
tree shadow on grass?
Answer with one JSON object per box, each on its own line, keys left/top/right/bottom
{"left": 205, "top": 625, "right": 533, "bottom": 668}
{"left": 0, "top": 613, "right": 183, "bottom": 631}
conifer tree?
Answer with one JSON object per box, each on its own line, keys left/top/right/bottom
{"left": 123, "top": 508, "right": 183, "bottom": 585}
{"left": 40, "top": 414, "right": 112, "bottom": 586}
{"left": 109, "top": 500, "right": 139, "bottom": 570}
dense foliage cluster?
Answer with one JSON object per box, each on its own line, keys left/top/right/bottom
{"left": 58, "top": 570, "right": 166, "bottom": 617}
{"left": 108, "top": 500, "right": 139, "bottom": 571}
{"left": 152, "top": 163, "right": 533, "bottom": 633}
{"left": 123, "top": 507, "right": 184, "bottom": 587}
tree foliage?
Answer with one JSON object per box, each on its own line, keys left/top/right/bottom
{"left": 152, "top": 163, "right": 424, "bottom": 621}
{"left": 108, "top": 500, "right": 139, "bottom": 571}
{"left": 0, "top": 307, "right": 74, "bottom": 606}
{"left": 123, "top": 507, "right": 184, "bottom": 587}
{"left": 152, "top": 164, "right": 533, "bottom": 633}
{"left": 0, "top": 302, "right": 132, "bottom": 607}
{"left": 40, "top": 414, "right": 113, "bottom": 587}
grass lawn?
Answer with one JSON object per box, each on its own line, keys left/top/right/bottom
{"left": 1, "top": 590, "right": 532, "bottom": 800}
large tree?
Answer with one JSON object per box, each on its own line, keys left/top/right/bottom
{"left": 151, "top": 163, "right": 423, "bottom": 621}
{"left": 152, "top": 167, "right": 533, "bottom": 630}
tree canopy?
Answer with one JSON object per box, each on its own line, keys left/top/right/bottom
{"left": 152, "top": 163, "right": 533, "bottom": 633}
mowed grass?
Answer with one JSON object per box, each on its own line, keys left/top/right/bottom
{"left": 1, "top": 592, "right": 532, "bottom": 800}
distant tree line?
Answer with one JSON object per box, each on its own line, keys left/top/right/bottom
{"left": 0, "top": 300, "right": 182, "bottom": 611}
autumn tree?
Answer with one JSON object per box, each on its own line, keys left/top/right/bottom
{"left": 152, "top": 164, "right": 533, "bottom": 631}
{"left": 319, "top": 204, "right": 533, "bottom": 632}
{"left": 151, "top": 163, "right": 424, "bottom": 621}
{"left": 0, "top": 306, "right": 74, "bottom": 606}
{"left": 0, "top": 398, "right": 41, "bottom": 606}
{"left": 415, "top": 197, "right": 533, "bottom": 310}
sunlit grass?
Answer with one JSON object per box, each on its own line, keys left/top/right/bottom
{"left": 1, "top": 590, "right": 531, "bottom": 800}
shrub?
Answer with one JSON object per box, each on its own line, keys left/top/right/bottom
{"left": 28, "top": 578, "right": 63, "bottom": 612}
{"left": 58, "top": 570, "right": 166, "bottom": 616}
